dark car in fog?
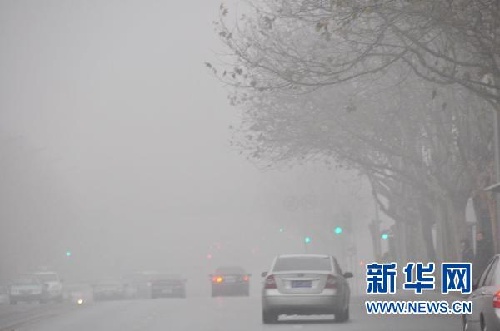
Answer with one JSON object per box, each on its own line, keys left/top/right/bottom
{"left": 150, "top": 274, "right": 187, "bottom": 299}
{"left": 210, "top": 266, "right": 251, "bottom": 297}
{"left": 92, "top": 279, "right": 126, "bottom": 301}
{"left": 261, "top": 254, "right": 352, "bottom": 324}
{"left": 122, "top": 271, "right": 159, "bottom": 299}
{"left": 463, "top": 254, "right": 500, "bottom": 331}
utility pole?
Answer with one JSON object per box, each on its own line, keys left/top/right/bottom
{"left": 494, "top": 109, "right": 500, "bottom": 253}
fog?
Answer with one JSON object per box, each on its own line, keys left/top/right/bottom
{"left": 0, "top": 0, "right": 375, "bottom": 289}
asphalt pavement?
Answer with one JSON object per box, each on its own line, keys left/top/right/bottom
{"left": 0, "top": 292, "right": 462, "bottom": 331}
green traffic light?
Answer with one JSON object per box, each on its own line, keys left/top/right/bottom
{"left": 334, "top": 226, "right": 343, "bottom": 235}
{"left": 381, "top": 233, "right": 389, "bottom": 240}
{"left": 279, "top": 227, "right": 284, "bottom": 233}
{"left": 304, "top": 236, "right": 312, "bottom": 244}
{"left": 66, "top": 250, "right": 72, "bottom": 257}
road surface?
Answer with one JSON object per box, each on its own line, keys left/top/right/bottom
{"left": 0, "top": 295, "right": 461, "bottom": 331}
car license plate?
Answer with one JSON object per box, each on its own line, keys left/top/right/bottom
{"left": 224, "top": 276, "right": 236, "bottom": 283}
{"left": 292, "top": 280, "right": 312, "bottom": 288}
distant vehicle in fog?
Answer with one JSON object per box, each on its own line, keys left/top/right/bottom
{"left": 123, "top": 271, "right": 160, "bottom": 299}
{"left": 0, "top": 285, "right": 9, "bottom": 304}
{"left": 92, "top": 279, "right": 126, "bottom": 301}
{"left": 63, "top": 282, "right": 93, "bottom": 304}
{"left": 261, "top": 254, "right": 352, "bottom": 324}
{"left": 210, "top": 266, "right": 251, "bottom": 297}
{"left": 8, "top": 275, "right": 44, "bottom": 304}
{"left": 463, "top": 254, "right": 500, "bottom": 331}
{"left": 150, "top": 274, "right": 187, "bottom": 299}
{"left": 34, "top": 271, "right": 63, "bottom": 303}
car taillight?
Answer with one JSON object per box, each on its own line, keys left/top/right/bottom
{"left": 212, "top": 276, "right": 223, "bottom": 284}
{"left": 243, "top": 275, "right": 249, "bottom": 282}
{"left": 264, "top": 275, "right": 277, "bottom": 289}
{"left": 325, "top": 275, "right": 337, "bottom": 289}
{"left": 493, "top": 290, "right": 500, "bottom": 308}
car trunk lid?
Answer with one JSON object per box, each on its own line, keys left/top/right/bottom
{"left": 272, "top": 271, "right": 331, "bottom": 294}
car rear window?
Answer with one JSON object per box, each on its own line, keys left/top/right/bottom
{"left": 273, "top": 257, "right": 332, "bottom": 272}
{"left": 13, "top": 276, "right": 40, "bottom": 285}
{"left": 215, "top": 267, "right": 245, "bottom": 274}
{"left": 36, "top": 273, "right": 58, "bottom": 282}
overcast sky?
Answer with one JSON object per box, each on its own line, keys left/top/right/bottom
{"left": 0, "top": 0, "right": 376, "bottom": 287}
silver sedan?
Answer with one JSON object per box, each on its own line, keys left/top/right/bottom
{"left": 463, "top": 254, "right": 500, "bottom": 331}
{"left": 261, "top": 254, "right": 352, "bottom": 324}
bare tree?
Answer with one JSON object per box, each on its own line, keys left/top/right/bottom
{"left": 228, "top": 67, "right": 493, "bottom": 260}
{"left": 212, "top": 1, "right": 497, "bottom": 260}
{"left": 214, "top": 0, "right": 500, "bottom": 105}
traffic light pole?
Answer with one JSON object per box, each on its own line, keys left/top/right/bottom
{"left": 369, "top": 219, "right": 382, "bottom": 261}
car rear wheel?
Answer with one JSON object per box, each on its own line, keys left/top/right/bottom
{"left": 262, "top": 310, "right": 278, "bottom": 324}
{"left": 335, "top": 306, "right": 349, "bottom": 323}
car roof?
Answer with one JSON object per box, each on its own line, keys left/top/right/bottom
{"left": 12, "top": 275, "right": 41, "bottom": 283}
{"left": 277, "top": 254, "right": 331, "bottom": 259}
{"left": 95, "top": 279, "right": 123, "bottom": 284}
{"left": 153, "top": 273, "right": 182, "bottom": 279}
{"left": 130, "top": 271, "right": 159, "bottom": 275}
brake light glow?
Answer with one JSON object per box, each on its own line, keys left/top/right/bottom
{"left": 264, "top": 275, "right": 277, "bottom": 289}
{"left": 243, "top": 275, "right": 249, "bottom": 282}
{"left": 325, "top": 275, "right": 337, "bottom": 289}
{"left": 212, "top": 276, "right": 223, "bottom": 284}
{"left": 493, "top": 290, "right": 500, "bottom": 308}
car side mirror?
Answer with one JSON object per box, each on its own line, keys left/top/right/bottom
{"left": 261, "top": 271, "right": 268, "bottom": 277}
{"left": 343, "top": 272, "right": 353, "bottom": 279}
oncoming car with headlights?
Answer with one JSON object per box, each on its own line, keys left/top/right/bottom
{"left": 261, "top": 254, "right": 352, "bottom": 324}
